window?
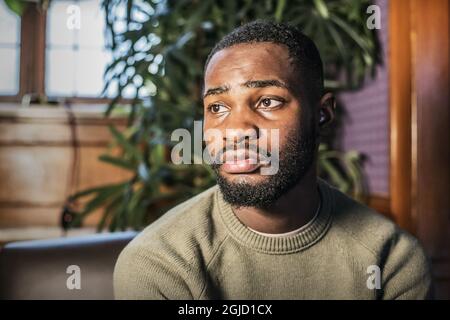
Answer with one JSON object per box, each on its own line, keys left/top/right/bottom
{"left": 0, "top": 0, "right": 119, "bottom": 102}
{"left": 0, "top": 1, "right": 21, "bottom": 95}
{"left": 46, "top": 0, "right": 116, "bottom": 98}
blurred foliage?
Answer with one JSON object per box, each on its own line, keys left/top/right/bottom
{"left": 4, "top": 0, "right": 27, "bottom": 15}
{"left": 67, "top": 0, "right": 380, "bottom": 231}
{"left": 3, "top": 0, "right": 49, "bottom": 15}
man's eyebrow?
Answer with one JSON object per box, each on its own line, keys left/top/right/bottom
{"left": 242, "top": 79, "right": 288, "bottom": 89}
{"left": 203, "top": 85, "right": 230, "bottom": 98}
{"left": 202, "top": 79, "right": 288, "bottom": 99}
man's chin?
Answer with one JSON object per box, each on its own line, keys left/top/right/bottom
{"left": 217, "top": 170, "right": 270, "bottom": 185}
{"left": 215, "top": 171, "right": 281, "bottom": 208}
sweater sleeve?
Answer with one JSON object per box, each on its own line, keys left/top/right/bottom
{"left": 381, "top": 230, "right": 433, "bottom": 300}
{"left": 113, "top": 242, "right": 196, "bottom": 300}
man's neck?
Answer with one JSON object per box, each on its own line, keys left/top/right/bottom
{"left": 232, "top": 168, "right": 320, "bottom": 234}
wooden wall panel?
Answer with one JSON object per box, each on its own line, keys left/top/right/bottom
{"left": 0, "top": 208, "right": 60, "bottom": 228}
{"left": 412, "top": 0, "right": 449, "bottom": 258}
{"left": 0, "top": 146, "right": 71, "bottom": 204}
{"left": 77, "top": 147, "right": 130, "bottom": 191}
{"left": 0, "top": 106, "right": 131, "bottom": 231}
{"left": 0, "top": 122, "right": 119, "bottom": 146}
{"left": 412, "top": 0, "right": 450, "bottom": 299}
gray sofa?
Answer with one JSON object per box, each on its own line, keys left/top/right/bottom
{"left": 0, "top": 231, "right": 137, "bottom": 300}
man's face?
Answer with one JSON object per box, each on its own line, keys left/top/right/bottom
{"left": 203, "top": 42, "right": 317, "bottom": 208}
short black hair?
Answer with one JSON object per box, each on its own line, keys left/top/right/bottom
{"left": 205, "top": 20, "right": 324, "bottom": 103}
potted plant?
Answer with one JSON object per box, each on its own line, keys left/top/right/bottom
{"left": 67, "top": 0, "right": 380, "bottom": 231}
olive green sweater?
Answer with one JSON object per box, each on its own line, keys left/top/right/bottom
{"left": 114, "top": 179, "right": 432, "bottom": 299}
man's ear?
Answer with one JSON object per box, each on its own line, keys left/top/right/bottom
{"left": 318, "top": 92, "right": 336, "bottom": 127}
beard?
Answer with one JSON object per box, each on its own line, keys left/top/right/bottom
{"left": 210, "top": 125, "right": 317, "bottom": 208}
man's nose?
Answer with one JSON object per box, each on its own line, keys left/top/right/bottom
{"left": 223, "top": 111, "right": 259, "bottom": 145}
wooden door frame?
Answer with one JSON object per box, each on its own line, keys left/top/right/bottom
{"left": 389, "top": 0, "right": 414, "bottom": 232}
{"left": 389, "top": 0, "right": 449, "bottom": 298}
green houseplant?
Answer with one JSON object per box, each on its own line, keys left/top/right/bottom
{"left": 67, "top": 0, "right": 380, "bottom": 231}
{"left": 4, "top": 0, "right": 49, "bottom": 15}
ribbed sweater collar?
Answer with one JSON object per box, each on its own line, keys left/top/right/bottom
{"left": 216, "top": 178, "right": 334, "bottom": 254}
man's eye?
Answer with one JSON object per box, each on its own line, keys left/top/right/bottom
{"left": 258, "top": 98, "right": 284, "bottom": 109}
{"left": 208, "top": 104, "right": 228, "bottom": 114}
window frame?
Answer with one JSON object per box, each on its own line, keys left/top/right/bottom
{"left": 0, "top": 2, "right": 128, "bottom": 105}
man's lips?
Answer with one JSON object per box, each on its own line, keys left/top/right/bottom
{"left": 221, "top": 158, "right": 262, "bottom": 173}
{"left": 219, "top": 150, "right": 267, "bottom": 174}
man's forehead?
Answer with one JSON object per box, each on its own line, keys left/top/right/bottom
{"left": 204, "top": 42, "right": 294, "bottom": 87}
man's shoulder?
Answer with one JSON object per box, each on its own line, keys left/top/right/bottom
{"left": 147, "top": 184, "right": 219, "bottom": 233}
{"left": 327, "top": 183, "right": 421, "bottom": 258}
{"left": 326, "top": 184, "right": 432, "bottom": 299}
{"left": 120, "top": 184, "right": 223, "bottom": 258}
{"left": 114, "top": 186, "right": 223, "bottom": 299}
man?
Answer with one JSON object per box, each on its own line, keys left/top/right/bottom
{"left": 114, "top": 21, "right": 432, "bottom": 299}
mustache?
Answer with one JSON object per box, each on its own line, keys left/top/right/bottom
{"left": 206, "top": 143, "right": 273, "bottom": 164}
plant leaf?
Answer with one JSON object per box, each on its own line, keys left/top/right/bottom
{"left": 4, "top": 0, "right": 27, "bottom": 16}
{"left": 99, "top": 154, "right": 136, "bottom": 170}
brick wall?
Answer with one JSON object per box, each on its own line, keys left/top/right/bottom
{"left": 338, "top": 0, "right": 389, "bottom": 197}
